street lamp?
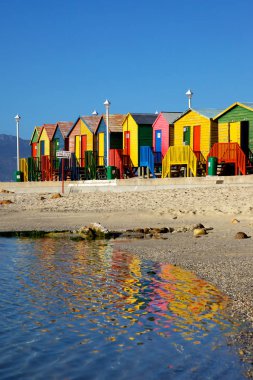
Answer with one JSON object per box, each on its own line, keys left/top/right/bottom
{"left": 185, "top": 89, "right": 193, "bottom": 109}
{"left": 14, "top": 114, "right": 21, "bottom": 172}
{"left": 104, "top": 99, "right": 111, "bottom": 167}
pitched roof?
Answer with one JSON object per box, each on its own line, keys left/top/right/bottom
{"left": 56, "top": 121, "right": 73, "bottom": 138}
{"left": 30, "top": 126, "right": 43, "bottom": 145}
{"left": 240, "top": 102, "right": 253, "bottom": 109}
{"left": 81, "top": 115, "right": 102, "bottom": 133}
{"left": 130, "top": 113, "right": 157, "bottom": 125}
{"left": 173, "top": 108, "right": 223, "bottom": 123}
{"left": 103, "top": 114, "right": 126, "bottom": 133}
{"left": 213, "top": 102, "right": 253, "bottom": 120}
{"left": 40, "top": 124, "right": 57, "bottom": 140}
{"left": 160, "top": 112, "right": 183, "bottom": 124}
{"left": 195, "top": 109, "right": 223, "bottom": 119}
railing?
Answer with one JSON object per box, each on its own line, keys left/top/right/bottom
{"left": 140, "top": 146, "right": 156, "bottom": 177}
{"left": 28, "top": 157, "right": 41, "bottom": 181}
{"left": 110, "top": 149, "right": 124, "bottom": 179}
{"left": 41, "top": 155, "right": 53, "bottom": 181}
{"left": 97, "top": 156, "right": 105, "bottom": 166}
{"left": 207, "top": 143, "right": 246, "bottom": 175}
{"left": 19, "top": 158, "right": 28, "bottom": 181}
{"left": 162, "top": 146, "right": 197, "bottom": 178}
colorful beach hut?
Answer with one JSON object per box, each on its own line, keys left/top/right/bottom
{"left": 67, "top": 115, "right": 102, "bottom": 164}
{"left": 37, "top": 123, "right": 58, "bottom": 181}
{"left": 96, "top": 114, "right": 125, "bottom": 165}
{"left": 152, "top": 112, "right": 182, "bottom": 166}
{"left": 30, "top": 126, "right": 42, "bottom": 158}
{"left": 162, "top": 108, "right": 221, "bottom": 177}
{"left": 51, "top": 121, "right": 73, "bottom": 156}
{"left": 38, "top": 123, "right": 57, "bottom": 157}
{"left": 122, "top": 113, "right": 157, "bottom": 175}
{"left": 209, "top": 102, "right": 253, "bottom": 175}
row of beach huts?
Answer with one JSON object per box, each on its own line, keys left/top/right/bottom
{"left": 19, "top": 101, "right": 253, "bottom": 182}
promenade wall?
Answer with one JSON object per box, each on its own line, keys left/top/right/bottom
{"left": 1, "top": 175, "right": 253, "bottom": 194}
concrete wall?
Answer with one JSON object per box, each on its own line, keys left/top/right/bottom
{"left": 1, "top": 175, "right": 253, "bottom": 194}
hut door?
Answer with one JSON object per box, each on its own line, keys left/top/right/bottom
{"left": 32, "top": 143, "right": 37, "bottom": 158}
{"left": 229, "top": 122, "right": 240, "bottom": 143}
{"left": 124, "top": 131, "right": 130, "bottom": 156}
{"left": 98, "top": 133, "right": 104, "bottom": 166}
{"left": 155, "top": 130, "right": 162, "bottom": 152}
{"left": 183, "top": 127, "right": 190, "bottom": 146}
{"left": 40, "top": 141, "right": 45, "bottom": 156}
{"left": 193, "top": 125, "right": 201, "bottom": 152}
{"left": 81, "top": 135, "right": 87, "bottom": 167}
{"left": 75, "top": 136, "right": 81, "bottom": 161}
{"left": 55, "top": 138, "right": 60, "bottom": 153}
{"left": 240, "top": 121, "right": 249, "bottom": 155}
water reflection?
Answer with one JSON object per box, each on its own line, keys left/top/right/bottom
{"left": 0, "top": 238, "right": 247, "bottom": 380}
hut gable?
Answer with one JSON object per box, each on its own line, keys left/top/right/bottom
{"left": 213, "top": 102, "right": 253, "bottom": 121}
{"left": 81, "top": 115, "right": 102, "bottom": 134}
{"left": 56, "top": 122, "right": 73, "bottom": 139}
{"left": 30, "top": 126, "right": 42, "bottom": 145}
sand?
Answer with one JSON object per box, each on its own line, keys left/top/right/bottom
{"left": 0, "top": 183, "right": 253, "bottom": 373}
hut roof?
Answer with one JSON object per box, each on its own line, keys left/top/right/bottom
{"left": 213, "top": 102, "right": 253, "bottom": 120}
{"left": 56, "top": 121, "right": 73, "bottom": 138}
{"left": 130, "top": 113, "right": 157, "bottom": 125}
{"left": 173, "top": 108, "right": 223, "bottom": 123}
{"left": 39, "top": 124, "right": 57, "bottom": 141}
{"left": 160, "top": 112, "right": 183, "bottom": 124}
{"left": 81, "top": 115, "right": 102, "bottom": 133}
{"left": 102, "top": 114, "right": 126, "bottom": 133}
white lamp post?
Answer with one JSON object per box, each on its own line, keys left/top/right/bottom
{"left": 15, "top": 114, "right": 21, "bottom": 172}
{"left": 185, "top": 89, "right": 193, "bottom": 109}
{"left": 104, "top": 99, "right": 111, "bottom": 167}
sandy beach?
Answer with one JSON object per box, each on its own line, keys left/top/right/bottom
{"left": 0, "top": 181, "right": 253, "bottom": 373}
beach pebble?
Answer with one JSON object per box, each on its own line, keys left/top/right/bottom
{"left": 0, "top": 199, "right": 13, "bottom": 205}
{"left": 192, "top": 223, "right": 205, "bottom": 230}
{"left": 232, "top": 218, "right": 240, "bottom": 224}
{"left": 193, "top": 228, "right": 207, "bottom": 237}
{"left": 0, "top": 189, "right": 14, "bottom": 194}
{"left": 51, "top": 193, "right": 62, "bottom": 199}
{"left": 235, "top": 232, "right": 248, "bottom": 239}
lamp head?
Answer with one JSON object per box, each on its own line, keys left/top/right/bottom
{"left": 185, "top": 89, "right": 193, "bottom": 99}
{"left": 15, "top": 114, "right": 21, "bottom": 122}
{"left": 103, "top": 99, "right": 111, "bottom": 109}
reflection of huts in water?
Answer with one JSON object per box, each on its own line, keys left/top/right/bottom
{"left": 146, "top": 262, "right": 229, "bottom": 335}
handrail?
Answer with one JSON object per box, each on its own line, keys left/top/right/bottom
{"left": 19, "top": 158, "right": 28, "bottom": 181}
{"left": 207, "top": 143, "right": 246, "bottom": 175}
{"left": 162, "top": 146, "right": 197, "bottom": 178}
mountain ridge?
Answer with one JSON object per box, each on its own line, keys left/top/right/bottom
{"left": 0, "top": 134, "right": 30, "bottom": 182}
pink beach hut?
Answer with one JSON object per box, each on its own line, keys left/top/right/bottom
{"left": 152, "top": 112, "right": 182, "bottom": 164}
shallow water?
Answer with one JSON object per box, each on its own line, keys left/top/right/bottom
{"left": 0, "top": 237, "right": 247, "bottom": 379}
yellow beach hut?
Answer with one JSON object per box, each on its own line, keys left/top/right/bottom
{"left": 162, "top": 108, "right": 221, "bottom": 177}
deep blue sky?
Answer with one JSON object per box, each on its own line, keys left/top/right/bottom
{"left": 1, "top": 0, "right": 253, "bottom": 139}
